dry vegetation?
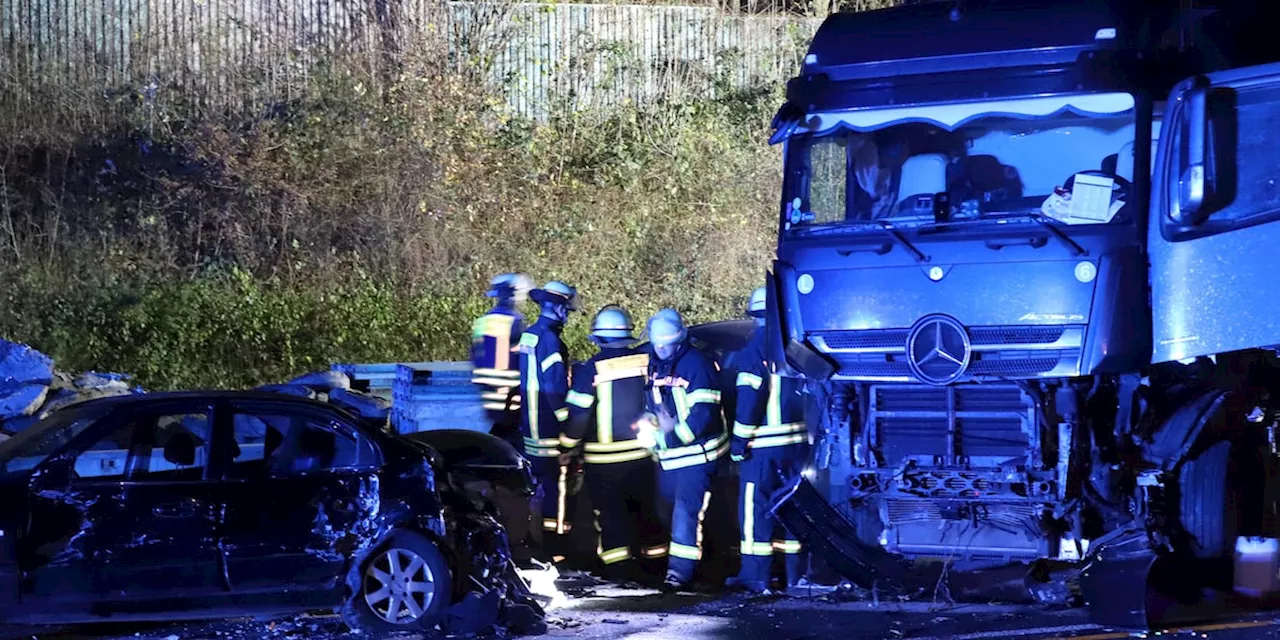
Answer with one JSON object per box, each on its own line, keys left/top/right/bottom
{"left": 0, "top": 6, "right": 787, "bottom": 389}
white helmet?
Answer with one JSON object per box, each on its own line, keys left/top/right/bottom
{"left": 487, "top": 273, "right": 533, "bottom": 302}
{"left": 748, "top": 286, "right": 767, "bottom": 318}
{"left": 647, "top": 309, "right": 687, "bottom": 348}
{"left": 530, "top": 280, "right": 580, "bottom": 311}
{"left": 591, "top": 305, "right": 635, "bottom": 341}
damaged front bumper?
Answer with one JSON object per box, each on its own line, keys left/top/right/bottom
{"left": 771, "top": 477, "right": 1213, "bottom": 632}
{"left": 446, "top": 510, "right": 548, "bottom": 636}
{"left": 769, "top": 476, "right": 922, "bottom": 596}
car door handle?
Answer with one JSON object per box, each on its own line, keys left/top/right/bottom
{"left": 153, "top": 499, "right": 200, "bottom": 519}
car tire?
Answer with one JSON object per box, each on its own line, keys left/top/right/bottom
{"left": 1178, "top": 439, "right": 1238, "bottom": 560}
{"left": 341, "top": 530, "right": 452, "bottom": 633}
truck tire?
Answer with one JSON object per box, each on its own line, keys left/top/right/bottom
{"left": 1178, "top": 440, "right": 1238, "bottom": 560}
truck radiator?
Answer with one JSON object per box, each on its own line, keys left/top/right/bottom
{"left": 870, "top": 384, "right": 1035, "bottom": 465}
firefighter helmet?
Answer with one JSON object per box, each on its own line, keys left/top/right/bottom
{"left": 486, "top": 273, "right": 533, "bottom": 302}
{"left": 530, "top": 280, "right": 580, "bottom": 311}
{"left": 647, "top": 309, "right": 687, "bottom": 348}
{"left": 591, "top": 305, "right": 635, "bottom": 341}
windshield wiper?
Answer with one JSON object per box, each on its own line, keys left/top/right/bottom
{"left": 1001, "top": 213, "right": 1088, "bottom": 257}
{"left": 873, "top": 221, "right": 929, "bottom": 263}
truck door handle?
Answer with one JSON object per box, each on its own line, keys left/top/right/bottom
{"left": 984, "top": 236, "right": 1048, "bottom": 251}
{"left": 838, "top": 243, "right": 892, "bottom": 256}
{"left": 153, "top": 499, "right": 200, "bottom": 519}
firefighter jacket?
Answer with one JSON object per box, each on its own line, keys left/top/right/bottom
{"left": 471, "top": 304, "right": 525, "bottom": 420}
{"left": 731, "top": 329, "right": 808, "bottom": 451}
{"left": 518, "top": 316, "right": 571, "bottom": 458}
{"left": 561, "top": 345, "right": 653, "bottom": 465}
{"left": 645, "top": 342, "right": 728, "bottom": 471}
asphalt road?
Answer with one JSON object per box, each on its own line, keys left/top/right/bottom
{"left": 18, "top": 586, "right": 1280, "bottom": 640}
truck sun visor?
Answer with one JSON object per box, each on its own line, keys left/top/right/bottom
{"left": 793, "top": 92, "right": 1136, "bottom": 137}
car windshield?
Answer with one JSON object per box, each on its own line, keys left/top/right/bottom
{"left": 0, "top": 406, "right": 109, "bottom": 475}
{"left": 782, "top": 93, "right": 1138, "bottom": 232}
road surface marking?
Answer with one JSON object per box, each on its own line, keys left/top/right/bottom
{"left": 902, "top": 623, "right": 1104, "bottom": 640}
{"left": 903, "top": 618, "right": 1276, "bottom": 640}
{"left": 1052, "top": 619, "right": 1276, "bottom": 639}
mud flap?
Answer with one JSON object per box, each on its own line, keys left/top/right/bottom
{"left": 768, "top": 476, "right": 920, "bottom": 594}
{"left": 1080, "top": 528, "right": 1207, "bottom": 631}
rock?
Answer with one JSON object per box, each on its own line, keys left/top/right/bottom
{"left": 74, "top": 371, "right": 132, "bottom": 391}
{"left": 328, "top": 388, "right": 391, "bottom": 422}
{"left": 0, "top": 382, "right": 49, "bottom": 420}
{"left": 0, "top": 339, "right": 54, "bottom": 385}
{"left": 256, "top": 383, "right": 318, "bottom": 399}
{"left": 288, "top": 370, "right": 351, "bottom": 392}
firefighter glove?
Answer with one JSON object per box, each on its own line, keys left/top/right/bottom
{"left": 730, "top": 436, "right": 750, "bottom": 463}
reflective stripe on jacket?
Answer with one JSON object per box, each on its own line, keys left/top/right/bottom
{"left": 563, "top": 346, "right": 653, "bottom": 465}
{"left": 471, "top": 307, "right": 524, "bottom": 417}
{"left": 518, "top": 317, "right": 571, "bottom": 457}
{"left": 645, "top": 342, "right": 727, "bottom": 471}
{"left": 731, "top": 329, "right": 807, "bottom": 451}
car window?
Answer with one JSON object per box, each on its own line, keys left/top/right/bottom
{"left": 0, "top": 411, "right": 105, "bottom": 476}
{"left": 72, "top": 411, "right": 211, "bottom": 482}
{"left": 227, "top": 410, "right": 368, "bottom": 477}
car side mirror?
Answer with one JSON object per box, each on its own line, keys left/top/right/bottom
{"left": 1174, "top": 82, "right": 1210, "bottom": 225}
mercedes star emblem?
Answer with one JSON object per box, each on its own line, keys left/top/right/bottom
{"left": 906, "top": 314, "right": 972, "bottom": 386}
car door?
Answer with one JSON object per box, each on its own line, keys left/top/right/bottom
{"left": 23, "top": 402, "right": 224, "bottom": 609}
{"left": 1149, "top": 62, "right": 1280, "bottom": 364}
{"left": 217, "top": 400, "right": 382, "bottom": 600}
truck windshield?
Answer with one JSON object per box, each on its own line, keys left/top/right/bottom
{"left": 782, "top": 93, "right": 1138, "bottom": 232}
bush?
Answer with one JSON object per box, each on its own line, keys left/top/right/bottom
{"left": 0, "top": 49, "right": 782, "bottom": 389}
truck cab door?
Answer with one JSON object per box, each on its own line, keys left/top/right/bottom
{"left": 1149, "top": 62, "right": 1280, "bottom": 364}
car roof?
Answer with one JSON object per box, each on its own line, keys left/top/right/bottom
{"left": 68, "top": 390, "right": 352, "bottom": 415}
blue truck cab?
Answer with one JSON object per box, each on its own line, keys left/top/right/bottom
{"left": 766, "top": 0, "right": 1280, "bottom": 596}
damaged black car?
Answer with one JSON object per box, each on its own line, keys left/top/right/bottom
{"left": 0, "top": 391, "right": 545, "bottom": 634}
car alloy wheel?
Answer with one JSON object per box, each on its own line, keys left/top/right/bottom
{"left": 362, "top": 547, "right": 438, "bottom": 624}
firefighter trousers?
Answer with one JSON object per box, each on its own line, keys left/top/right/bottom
{"left": 529, "top": 456, "right": 572, "bottom": 560}
{"left": 656, "top": 460, "right": 719, "bottom": 583}
{"left": 586, "top": 458, "right": 668, "bottom": 569}
{"left": 736, "top": 446, "right": 808, "bottom": 586}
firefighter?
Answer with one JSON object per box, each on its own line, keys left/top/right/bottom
{"left": 471, "top": 272, "right": 533, "bottom": 449}
{"left": 638, "top": 309, "right": 728, "bottom": 593}
{"left": 726, "top": 287, "right": 809, "bottom": 593}
{"left": 560, "top": 305, "right": 668, "bottom": 583}
{"left": 519, "top": 280, "right": 580, "bottom": 562}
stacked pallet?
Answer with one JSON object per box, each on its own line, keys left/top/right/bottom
{"left": 389, "top": 363, "right": 486, "bottom": 434}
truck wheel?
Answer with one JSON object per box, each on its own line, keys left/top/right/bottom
{"left": 1178, "top": 440, "right": 1238, "bottom": 560}
{"left": 341, "top": 530, "right": 452, "bottom": 633}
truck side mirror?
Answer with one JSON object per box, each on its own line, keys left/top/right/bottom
{"left": 1173, "top": 82, "right": 1209, "bottom": 225}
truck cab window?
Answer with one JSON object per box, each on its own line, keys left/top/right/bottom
{"left": 1167, "top": 84, "right": 1280, "bottom": 235}
{"left": 784, "top": 94, "right": 1138, "bottom": 231}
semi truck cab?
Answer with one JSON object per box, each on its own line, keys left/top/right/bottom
{"left": 766, "top": 0, "right": 1280, "bottom": 615}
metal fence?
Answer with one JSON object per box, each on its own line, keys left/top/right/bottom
{"left": 1, "top": 0, "right": 826, "bottom": 119}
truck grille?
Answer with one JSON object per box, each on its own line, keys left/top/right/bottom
{"left": 869, "top": 384, "right": 1033, "bottom": 464}
{"left": 810, "top": 324, "right": 1084, "bottom": 381}
{"left": 817, "top": 325, "right": 1067, "bottom": 350}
